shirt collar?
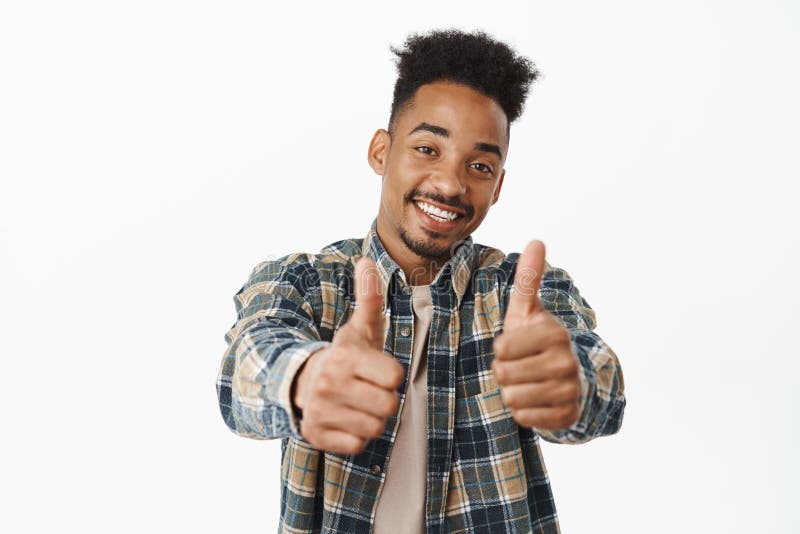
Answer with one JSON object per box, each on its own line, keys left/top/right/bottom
{"left": 360, "top": 217, "right": 478, "bottom": 309}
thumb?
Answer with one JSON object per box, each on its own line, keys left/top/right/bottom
{"left": 507, "top": 240, "right": 546, "bottom": 317}
{"left": 351, "top": 257, "right": 385, "bottom": 349}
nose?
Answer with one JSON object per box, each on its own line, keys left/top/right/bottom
{"left": 429, "top": 160, "right": 467, "bottom": 197}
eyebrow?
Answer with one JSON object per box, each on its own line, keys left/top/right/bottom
{"left": 408, "top": 122, "right": 503, "bottom": 160}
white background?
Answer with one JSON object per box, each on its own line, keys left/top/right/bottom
{"left": 1, "top": 1, "right": 798, "bottom": 532}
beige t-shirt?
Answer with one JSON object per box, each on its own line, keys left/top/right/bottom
{"left": 373, "top": 284, "right": 432, "bottom": 533}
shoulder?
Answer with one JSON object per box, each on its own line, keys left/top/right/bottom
{"left": 468, "top": 242, "right": 522, "bottom": 290}
{"left": 468, "top": 241, "right": 596, "bottom": 329}
{"left": 315, "top": 237, "right": 364, "bottom": 273}
{"left": 233, "top": 238, "right": 361, "bottom": 313}
{"left": 234, "top": 238, "right": 363, "bottom": 328}
{"left": 245, "top": 237, "right": 363, "bottom": 283}
{"left": 469, "top": 241, "right": 578, "bottom": 288}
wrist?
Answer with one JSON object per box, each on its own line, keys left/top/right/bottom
{"left": 291, "top": 347, "right": 324, "bottom": 414}
{"left": 290, "top": 362, "right": 308, "bottom": 416}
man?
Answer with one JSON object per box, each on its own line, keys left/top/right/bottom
{"left": 216, "top": 29, "right": 625, "bottom": 533}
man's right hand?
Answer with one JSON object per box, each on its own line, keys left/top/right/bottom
{"left": 292, "top": 257, "right": 405, "bottom": 455}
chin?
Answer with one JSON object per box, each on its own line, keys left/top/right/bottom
{"left": 398, "top": 225, "right": 453, "bottom": 260}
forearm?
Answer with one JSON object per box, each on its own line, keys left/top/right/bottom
{"left": 216, "top": 254, "right": 330, "bottom": 441}
{"left": 219, "top": 331, "right": 332, "bottom": 440}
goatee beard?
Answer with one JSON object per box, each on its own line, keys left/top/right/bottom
{"left": 398, "top": 225, "right": 451, "bottom": 260}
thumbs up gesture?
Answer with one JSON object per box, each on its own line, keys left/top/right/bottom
{"left": 491, "top": 241, "right": 582, "bottom": 431}
{"left": 291, "top": 257, "right": 405, "bottom": 455}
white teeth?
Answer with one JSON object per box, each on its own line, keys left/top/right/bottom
{"left": 415, "top": 201, "right": 459, "bottom": 221}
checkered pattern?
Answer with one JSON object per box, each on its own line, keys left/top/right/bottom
{"left": 216, "top": 217, "right": 626, "bottom": 533}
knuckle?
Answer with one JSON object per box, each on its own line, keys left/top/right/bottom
{"left": 381, "top": 393, "right": 399, "bottom": 416}
{"left": 324, "top": 432, "right": 357, "bottom": 455}
{"left": 555, "top": 328, "right": 570, "bottom": 345}
{"left": 339, "top": 443, "right": 357, "bottom": 456}
{"left": 541, "top": 413, "right": 560, "bottom": 430}
{"left": 300, "top": 421, "right": 316, "bottom": 441}
{"left": 560, "top": 381, "right": 579, "bottom": 403}
{"left": 515, "top": 410, "right": 534, "bottom": 427}
{"left": 511, "top": 410, "right": 530, "bottom": 426}
{"left": 566, "top": 356, "right": 579, "bottom": 374}
{"left": 557, "top": 357, "right": 579, "bottom": 377}
{"left": 314, "top": 374, "right": 333, "bottom": 395}
{"left": 308, "top": 434, "right": 325, "bottom": 449}
{"left": 304, "top": 402, "right": 324, "bottom": 422}
{"left": 501, "top": 387, "right": 516, "bottom": 409}
{"left": 368, "top": 418, "right": 385, "bottom": 438}
{"left": 321, "top": 432, "right": 341, "bottom": 451}
{"left": 492, "top": 361, "right": 506, "bottom": 383}
{"left": 558, "top": 405, "right": 578, "bottom": 427}
{"left": 493, "top": 337, "right": 506, "bottom": 357}
{"left": 346, "top": 438, "right": 367, "bottom": 456}
{"left": 391, "top": 361, "right": 405, "bottom": 386}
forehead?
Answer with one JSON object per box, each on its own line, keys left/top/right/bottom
{"left": 397, "top": 81, "right": 508, "bottom": 146}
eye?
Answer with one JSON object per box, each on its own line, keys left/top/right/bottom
{"left": 470, "top": 162, "right": 493, "bottom": 175}
{"left": 415, "top": 146, "right": 436, "bottom": 156}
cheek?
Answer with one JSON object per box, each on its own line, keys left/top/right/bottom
{"left": 474, "top": 187, "right": 498, "bottom": 209}
{"left": 391, "top": 152, "right": 431, "bottom": 180}
{"left": 384, "top": 164, "right": 424, "bottom": 199}
{"left": 380, "top": 174, "right": 410, "bottom": 213}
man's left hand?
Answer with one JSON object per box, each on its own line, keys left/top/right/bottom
{"left": 491, "top": 240, "right": 582, "bottom": 431}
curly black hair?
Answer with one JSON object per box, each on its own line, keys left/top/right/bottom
{"left": 388, "top": 29, "right": 539, "bottom": 135}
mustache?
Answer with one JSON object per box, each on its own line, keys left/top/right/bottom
{"left": 405, "top": 190, "right": 473, "bottom": 218}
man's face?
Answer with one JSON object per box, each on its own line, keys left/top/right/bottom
{"left": 369, "top": 81, "right": 508, "bottom": 265}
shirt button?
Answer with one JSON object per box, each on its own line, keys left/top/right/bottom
{"left": 370, "top": 464, "right": 382, "bottom": 475}
{"left": 399, "top": 326, "right": 411, "bottom": 337}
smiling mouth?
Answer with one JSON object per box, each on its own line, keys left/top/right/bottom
{"left": 412, "top": 199, "right": 464, "bottom": 221}
{"left": 411, "top": 199, "right": 467, "bottom": 233}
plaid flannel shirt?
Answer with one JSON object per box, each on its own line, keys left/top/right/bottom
{"left": 216, "top": 217, "right": 625, "bottom": 533}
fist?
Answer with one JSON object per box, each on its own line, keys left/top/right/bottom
{"left": 491, "top": 241, "right": 582, "bottom": 431}
{"left": 292, "top": 257, "right": 404, "bottom": 455}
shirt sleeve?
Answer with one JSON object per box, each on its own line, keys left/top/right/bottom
{"left": 215, "top": 253, "right": 332, "bottom": 441}
{"left": 501, "top": 259, "right": 626, "bottom": 445}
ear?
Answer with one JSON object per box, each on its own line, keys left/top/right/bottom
{"left": 491, "top": 169, "right": 505, "bottom": 205}
{"left": 367, "top": 129, "right": 391, "bottom": 175}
